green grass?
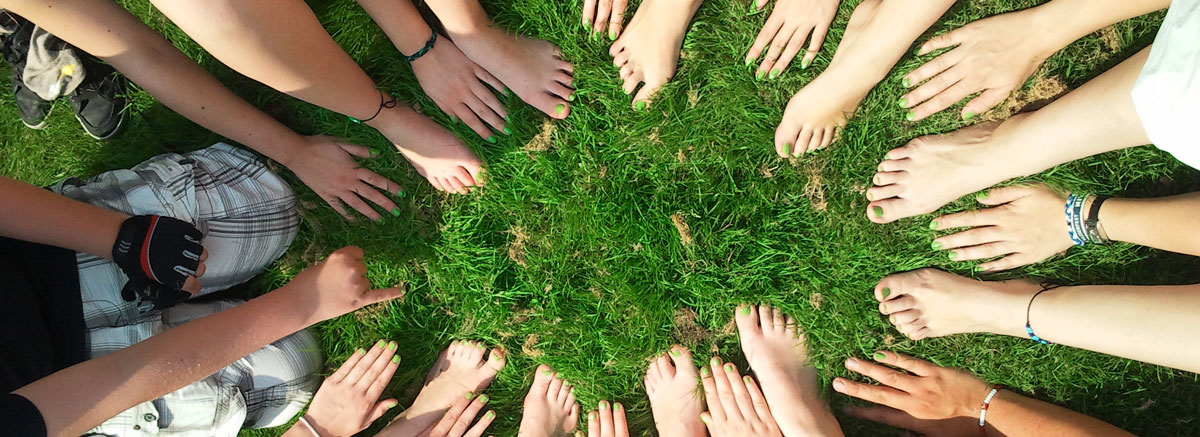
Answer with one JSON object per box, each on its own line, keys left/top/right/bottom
{"left": 2, "top": 0, "right": 1199, "bottom": 435}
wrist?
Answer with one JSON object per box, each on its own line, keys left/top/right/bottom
{"left": 275, "top": 134, "right": 313, "bottom": 168}
{"left": 1028, "top": 1, "right": 1093, "bottom": 56}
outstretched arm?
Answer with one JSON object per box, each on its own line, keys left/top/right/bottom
{"left": 14, "top": 247, "right": 405, "bottom": 435}
{"left": 838, "top": 351, "right": 1133, "bottom": 437}
{"left": 0, "top": 175, "right": 125, "bottom": 260}
{"left": 1099, "top": 192, "right": 1200, "bottom": 256}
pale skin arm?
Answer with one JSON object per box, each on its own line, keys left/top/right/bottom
{"left": 1099, "top": 193, "right": 1200, "bottom": 256}
{"left": 0, "top": 176, "right": 126, "bottom": 260}
{"left": 13, "top": 247, "right": 404, "bottom": 435}
{"left": 356, "top": 0, "right": 437, "bottom": 54}
{"left": 837, "top": 351, "right": 1132, "bottom": 436}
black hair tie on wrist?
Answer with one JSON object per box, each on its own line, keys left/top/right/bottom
{"left": 350, "top": 91, "right": 399, "bottom": 124}
{"left": 404, "top": 29, "right": 437, "bottom": 63}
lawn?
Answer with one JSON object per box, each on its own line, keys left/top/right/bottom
{"left": 2, "top": 0, "right": 1198, "bottom": 435}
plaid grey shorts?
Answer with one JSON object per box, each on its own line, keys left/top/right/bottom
{"left": 52, "top": 144, "right": 321, "bottom": 436}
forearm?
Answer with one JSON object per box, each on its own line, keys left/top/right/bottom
{"left": 1098, "top": 193, "right": 1200, "bottom": 256}
{"left": 986, "top": 390, "right": 1133, "bottom": 436}
{"left": 0, "top": 176, "right": 125, "bottom": 259}
{"left": 1029, "top": 284, "right": 1200, "bottom": 373}
{"left": 14, "top": 283, "right": 318, "bottom": 435}
{"left": 1030, "top": 0, "right": 1170, "bottom": 55}
{"left": 357, "top": 0, "right": 435, "bottom": 54}
{"left": 3, "top": 0, "right": 310, "bottom": 167}
{"left": 423, "top": 0, "right": 493, "bottom": 36}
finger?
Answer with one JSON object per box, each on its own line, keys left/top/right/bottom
{"left": 874, "top": 350, "right": 938, "bottom": 377}
{"left": 598, "top": 401, "right": 613, "bottom": 437}
{"left": 948, "top": 241, "right": 1013, "bottom": 262}
{"left": 902, "top": 48, "right": 964, "bottom": 94}
{"left": 844, "top": 356, "right": 919, "bottom": 392}
{"left": 182, "top": 276, "right": 201, "bottom": 295}
{"left": 712, "top": 358, "right": 743, "bottom": 421}
{"left": 802, "top": 21, "right": 831, "bottom": 69}
{"left": 978, "top": 253, "right": 1034, "bottom": 272}
{"left": 367, "top": 346, "right": 402, "bottom": 399}
{"left": 934, "top": 226, "right": 1006, "bottom": 252}
{"left": 322, "top": 194, "right": 354, "bottom": 222}
{"left": 608, "top": 0, "right": 628, "bottom": 38}
{"left": 451, "top": 395, "right": 489, "bottom": 437}
{"left": 742, "top": 375, "right": 775, "bottom": 424}
{"left": 843, "top": 405, "right": 924, "bottom": 431}
{"left": 337, "top": 142, "right": 374, "bottom": 159}
{"left": 747, "top": 16, "right": 783, "bottom": 65}
{"left": 594, "top": 0, "right": 613, "bottom": 35}
{"left": 588, "top": 409, "right": 600, "bottom": 437}
{"left": 614, "top": 403, "right": 629, "bottom": 437}
{"left": 358, "top": 340, "right": 397, "bottom": 388}
{"left": 340, "top": 191, "right": 382, "bottom": 221}
{"left": 582, "top": 0, "right": 598, "bottom": 29}
{"left": 758, "top": 25, "right": 797, "bottom": 77}
{"left": 431, "top": 392, "right": 474, "bottom": 435}
{"left": 932, "top": 208, "right": 998, "bottom": 231}
{"left": 346, "top": 339, "right": 388, "bottom": 384}
{"left": 831, "top": 377, "right": 910, "bottom": 411}
{"left": 476, "top": 68, "right": 507, "bottom": 97}
{"left": 909, "top": 77, "right": 978, "bottom": 121}
{"left": 464, "top": 409, "right": 495, "bottom": 437}
{"left": 699, "top": 358, "right": 725, "bottom": 421}
{"left": 961, "top": 87, "right": 1010, "bottom": 119}
{"left": 364, "top": 285, "right": 407, "bottom": 307}
{"left": 359, "top": 169, "right": 405, "bottom": 202}
{"left": 458, "top": 105, "right": 495, "bottom": 140}
{"left": 772, "top": 26, "right": 810, "bottom": 77}
{"left": 368, "top": 398, "right": 400, "bottom": 425}
{"left": 330, "top": 347, "right": 367, "bottom": 383}
{"left": 352, "top": 181, "right": 399, "bottom": 219}
{"left": 700, "top": 412, "right": 716, "bottom": 434}
{"left": 977, "top": 185, "right": 1035, "bottom": 206}
{"left": 471, "top": 82, "right": 508, "bottom": 126}
{"left": 916, "top": 27, "right": 966, "bottom": 56}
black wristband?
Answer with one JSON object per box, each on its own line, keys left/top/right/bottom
{"left": 1084, "top": 195, "right": 1111, "bottom": 245}
{"left": 112, "top": 215, "right": 204, "bottom": 308}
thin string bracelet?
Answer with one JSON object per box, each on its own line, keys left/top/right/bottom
{"left": 978, "top": 385, "right": 1002, "bottom": 436}
{"left": 1025, "top": 281, "right": 1063, "bottom": 345}
{"left": 349, "top": 91, "right": 398, "bottom": 124}
{"left": 404, "top": 29, "right": 438, "bottom": 62}
{"left": 297, "top": 415, "right": 321, "bottom": 437}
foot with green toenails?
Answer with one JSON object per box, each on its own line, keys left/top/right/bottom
{"left": 609, "top": 0, "right": 703, "bottom": 110}
{"left": 516, "top": 364, "right": 580, "bottom": 437}
{"left": 874, "top": 268, "right": 1041, "bottom": 341}
{"left": 450, "top": 25, "right": 576, "bottom": 120}
{"left": 645, "top": 345, "right": 706, "bottom": 437}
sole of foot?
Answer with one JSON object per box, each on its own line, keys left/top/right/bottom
{"left": 375, "top": 106, "right": 486, "bottom": 194}
{"left": 876, "top": 269, "right": 1042, "bottom": 340}
{"left": 865, "top": 116, "right": 1026, "bottom": 223}
{"left": 735, "top": 304, "right": 843, "bottom": 437}
{"left": 397, "top": 340, "right": 506, "bottom": 431}
{"left": 456, "top": 27, "right": 575, "bottom": 120}
{"left": 773, "top": 0, "right": 884, "bottom": 158}
{"left": 609, "top": 0, "right": 702, "bottom": 110}
{"left": 644, "top": 345, "right": 706, "bottom": 437}
{"left": 517, "top": 364, "right": 580, "bottom": 437}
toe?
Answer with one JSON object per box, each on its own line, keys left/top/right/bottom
{"left": 889, "top": 310, "right": 921, "bottom": 326}
{"left": 530, "top": 365, "right": 555, "bottom": 396}
{"left": 865, "top": 184, "right": 904, "bottom": 203}
{"left": 613, "top": 50, "right": 630, "bottom": 68}
{"left": 805, "top": 128, "right": 824, "bottom": 154}
{"left": 879, "top": 295, "right": 916, "bottom": 315}
{"left": 773, "top": 120, "right": 801, "bottom": 158}
{"left": 622, "top": 71, "right": 644, "bottom": 95}
{"left": 734, "top": 304, "right": 761, "bottom": 337}
{"left": 546, "top": 373, "right": 565, "bottom": 401}
{"left": 562, "top": 384, "right": 576, "bottom": 409}
{"left": 667, "top": 345, "right": 696, "bottom": 377}
{"left": 631, "top": 77, "right": 665, "bottom": 110}
{"left": 871, "top": 171, "right": 905, "bottom": 187}
{"left": 645, "top": 358, "right": 663, "bottom": 384}
{"left": 866, "top": 198, "right": 913, "bottom": 224}
{"left": 876, "top": 157, "right": 911, "bottom": 173}
{"left": 548, "top": 81, "right": 576, "bottom": 101}
{"left": 485, "top": 348, "right": 506, "bottom": 374}
{"left": 793, "top": 126, "right": 813, "bottom": 157}
{"left": 466, "top": 341, "right": 486, "bottom": 361}
{"left": 656, "top": 355, "right": 675, "bottom": 378}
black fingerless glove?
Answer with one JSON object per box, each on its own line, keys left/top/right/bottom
{"left": 111, "top": 215, "right": 204, "bottom": 310}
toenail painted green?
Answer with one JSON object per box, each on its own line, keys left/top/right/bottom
{"left": 599, "top": 401, "right": 608, "bottom": 410}
{"left": 963, "top": 111, "right": 976, "bottom": 121}
{"left": 914, "top": 46, "right": 923, "bottom": 56}
{"left": 873, "top": 205, "right": 884, "bottom": 217}
{"left": 567, "top": 92, "right": 576, "bottom": 102}
{"left": 376, "top": 217, "right": 384, "bottom": 224}
{"left": 769, "top": 69, "right": 779, "bottom": 79}
{"left": 749, "top": 3, "right": 756, "bottom": 12}
{"left": 897, "top": 97, "right": 908, "bottom": 108}
{"left": 542, "top": 368, "right": 553, "bottom": 375}
{"left": 555, "top": 104, "right": 565, "bottom": 115}
{"left": 931, "top": 241, "right": 942, "bottom": 250}
{"left": 949, "top": 251, "right": 958, "bottom": 260}
{"left": 376, "top": 339, "right": 386, "bottom": 348}
{"left": 397, "top": 189, "right": 406, "bottom": 198}
{"left": 369, "top": 147, "right": 380, "bottom": 157}
{"left": 700, "top": 366, "right": 710, "bottom": 376}
{"left": 881, "top": 303, "right": 886, "bottom": 311}
{"left": 904, "top": 111, "right": 915, "bottom": 122}
{"left": 882, "top": 287, "right": 891, "bottom": 298}
{"left": 392, "top": 208, "right": 401, "bottom": 217}
{"left": 392, "top": 355, "right": 400, "bottom": 363}
{"left": 669, "top": 349, "right": 681, "bottom": 357}
{"left": 928, "top": 220, "right": 938, "bottom": 230}
{"left": 609, "top": 30, "right": 617, "bottom": 40}
{"left": 388, "top": 341, "right": 397, "bottom": 350}
{"left": 635, "top": 101, "right": 647, "bottom": 111}
{"left": 503, "top": 126, "right": 511, "bottom": 135}
{"left": 487, "top": 136, "right": 497, "bottom": 144}
{"left": 782, "top": 143, "right": 792, "bottom": 156}
{"left": 873, "top": 352, "right": 886, "bottom": 361}
{"left": 901, "top": 77, "right": 912, "bottom": 88}
{"left": 478, "top": 394, "right": 490, "bottom": 404}
{"left": 801, "top": 58, "right": 811, "bottom": 69}
{"left": 755, "top": 70, "right": 765, "bottom": 81}
{"left": 485, "top": 411, "right": 495, "bottom": 419}
{"left": 740, "top": 306, "right": 751, "bottom": 315}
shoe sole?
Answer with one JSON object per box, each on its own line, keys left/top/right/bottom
{"left": 77, "top": 107, "right": 128, "bottom": 140}
{"left": 20, "top": 104, "right": 52, "bottom": 130}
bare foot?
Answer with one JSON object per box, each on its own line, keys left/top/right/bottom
{"left": 644, "top": 345, "right": 706, "bottom": 437}
{"left": 517, "top": 365, "right": 580, "bottom": 437}
{"left": 865, "top": 115, "right": 1030, "bottom": 223}
{"left": 371, "top": 104, "right": 486, "bottom": 194}
{"left": 585, "top": 398, "right": 631, "bottom": 437}
{"left": 736, "top": 304, "right": 843, "bottom": 437}
{"left": 773, "top": 0, "right": 884, "bottom": 157}
{"left": 454, "top": 27, "right": 575, "bottom": 120}
{"left": 387, "top": 340, "right": 506, "bottom": 433}
{"left": 608, "top": 0, "right": 701, "bottom": 109}
{"left": 875, "top": 268, "right": 1042, "bottom": 340}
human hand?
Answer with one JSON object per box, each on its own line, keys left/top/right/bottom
{"left": 283, "top": 246, "right": 406, "bottom": 324}
{"left": 586, "top": 400, "right": 629, "bottom": 437}
{"left": 423, "top": 390, "right": 495, "bottom": 437}
{"left": 700, "top": 358, "right": 782, "bottom": 437}
{"left": 411, "top": 39, "right": 510, "bottom": 141}
{"left": 745, "top": 0, "right": 838, "bottom": 79}
{"left": 582, "top": 0, "right": 629, "bottom": 40}
{"left": 112, "top": 215, "right": 209, "bottom": 308}
{"left": 930, "top": 184, "right": 1074, "bottom": 272}
{"left": 303, "top": 339, "right": 402, "bottom": 437}
{"left": 899, "top": 10, "right": 1055, "bottom": 121}
{"left": 286, "top": 135, "right": 404, "bottom": 222}
{"left": 832, "top": 351, "right": 991, "bottom": 422}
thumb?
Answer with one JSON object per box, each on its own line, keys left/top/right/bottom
{"left": 977, "top": 185, "right": 1032, "bottom": 206}
{"left": 369, "top": 398, "right": 399, "bottom": 424}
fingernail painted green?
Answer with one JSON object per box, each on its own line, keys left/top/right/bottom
{"left": 949, "top": 251, "right": 958, "bottom": 260}
{"left": 635, "top": 101, "right": 646, "bottom": 110}
{"left": 902, "top": 77, "right": 912, "bottom": 88}
{"left": 964, "top": 111, "right": 976, "bottom": 121}
{"left": 931, "top": 241, "right": 942, "bottom": 250}
{"left": 897, "top": 97, "right": 908, "bottom": 108}
{"left": 929, "top": 220, "right": 937, "bottom": 230}
{"left": 487, "top": 136, "right": 497, "bottom": 144}
{"left": 392, "top": 208, "right": 400, "bottom": 217}
{"left": 905, "top": 111, "right": 915, "bottom": 122}
{"left": 755, "top": 70, "right": 765, "bottom": 80}
{"left": 769, "top": 69, "right": 779, "bottom": 79}
{"left": 873, "top": 352, "right": 886, "bottom": 360}
{"left": 503, "top": 126, "right": 511, "bottom": 134}
{"left": 392, "top": 355, "right": 400, "bottom": 363}
{"left": 801, "top": 58, "right": 811, "bottom": 69}
{"left": 609, "top": 30, "right": 617, "bottom": 40}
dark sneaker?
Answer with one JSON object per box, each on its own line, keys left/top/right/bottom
{"left": 68, "top": 59, "right": 127, "bottom": 139}
{"left": 12, "top": 71, "right": 52, "bottom": 129}
{"left": 0, "top": 13, "right": 52, "bottom": 129}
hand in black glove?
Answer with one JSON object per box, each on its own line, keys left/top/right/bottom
{"left": 111, "top": 215, "right": 207, "bottom": 310}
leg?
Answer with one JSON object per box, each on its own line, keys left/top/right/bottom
{"left": 867, "top": 47, "right": 1152, "bottom": 223}
{"left": 774, "top": 0, "right": 954, "bottom": 157}
{"left": 149, "top": 0, "right": 484, "bottom": 193}
{"left": 736, "top": 304, "right": 843, "bottom": 436}
{"left": 379, "top": 340, "right": 507, "bottom": 436}
{"left": 516, "top": 365, "right": 580, "bottom": 437}
{"left": 875, "top": 269, "right": 1200, "bottom": 373}
{"left": 608, "top": 0, "right": 702, "bottom": 109}
{"left": 644, "top": 346, "right": 706, "bottom": 437}
{"left": 54, "top": 144, "right": 299, "bottom": 329}
{"left": 425, "top": 0, "right": 576, "bottom": 119}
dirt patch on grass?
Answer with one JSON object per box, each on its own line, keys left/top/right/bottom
{"left": 808, "top": 292, "right": 824, "bottom": 310}
{"left": 671, "top": 212, "right": 695, "bottom": 246}
{"left": 983, "top": 72, "right": 1068, "bottom": 121}
{"left": 802, "top": 164, "right": 828, "bottom": 212}
{"left": 525, "top": 119, "right": 556, "bottom": 152}
{"left": 507, "top": 226, "right": 530, "bottom": 267}
{"left": 522, "top": 333, "right": 544, "bottom": 357}
{"left": 687, "top": 89, "right": 700, "bottom": 108}
{"left": 671, "top": 307, "right": 711, "bottom": 347}
{"left": 1098, "top": 25, "right": 1122, "bottom": 52}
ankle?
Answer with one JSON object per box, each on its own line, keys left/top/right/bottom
{"left": 987, "top": 279, "right": 1044, "bottom": 338}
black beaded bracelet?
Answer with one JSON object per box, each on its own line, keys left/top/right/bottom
{"left": 405, "top": 29, "right": 437, "bottom": 63}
